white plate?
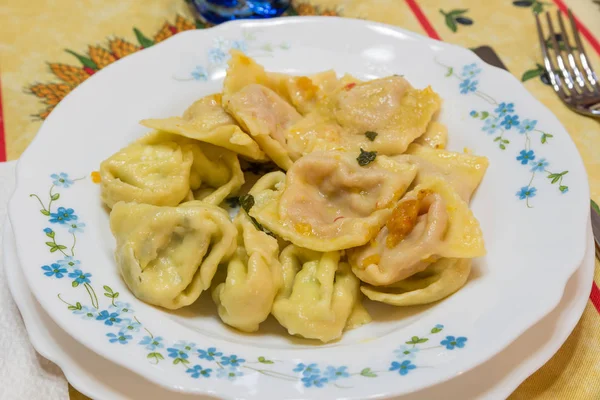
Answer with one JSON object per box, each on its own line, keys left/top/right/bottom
{"left": 4, "top": 220, "right": 594, "bottom": 400}
{"left": 8, "top": 17, "right": 590, "bottom": 399}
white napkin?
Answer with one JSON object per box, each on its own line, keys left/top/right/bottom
{"left": 0, "top": 161, "right": 69, "bottom": 400}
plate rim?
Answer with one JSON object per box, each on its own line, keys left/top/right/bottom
{"left": 3, "top": 220, "right": 594, "bottom": 400}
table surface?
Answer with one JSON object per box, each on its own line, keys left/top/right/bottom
{"left": 1, "top": 0, "right": 599, "bottom": 399}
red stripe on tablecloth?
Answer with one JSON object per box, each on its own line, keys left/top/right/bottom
{"left": 591, "top": 282, "right": 600, "bottom": 314}
{"left": 405, "top": 0, "right": 441, "bottom": 41}
{"left": 552, "top": 0, "right": 600, "bottom": 57}
{"left": 406, "top": 0, "right": 600, "bottom": 314}
{"left": 0, "top": 75, "right": 6, "bottom": 162}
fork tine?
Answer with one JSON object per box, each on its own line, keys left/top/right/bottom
{"left": 546, "top": 13, "right": 575, "bottom": 93}
{"left": 556, "top": 10, "right": 587, "bottom": 92}
{"left": 535, "top": 13, "right": 568, "bottom": 99}
{"left": 568, "top": 9, "right": 599, "bottom": 91}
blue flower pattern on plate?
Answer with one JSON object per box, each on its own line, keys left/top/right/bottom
{"left": 394, "top": 345, "right": 420, "bottom": 360}
{"left": 57, "top": 256, "right": 81, "bottom": 270}
{"left": 139, "top": 336, "right": 164, "bottom": 351}
{"left": 459, "top": 79, "right": 478, "bottom": 94}
{"left": 167, "top": 348, "right": 190, "bottom": 360}
{"left": 500, "top": 114, "right": 520, "bottom": 130}
{"left": 461, "top": 63, "right": 481, "bottom": 78}
{"left": 191, "top": 66, "right": 208, "bottom": 81}
{"left": 198, "top": 347, "right": 223, "bottom": 361}
{"left": 187, "top": 365, "right": 212, "bottom": 378}
{"left": 438, "top": 61, "right": 570, "bottom": 206}
{"left": 519, "top": 119, "right": 537, "bottom": 134}
{"left": 530, "top": 158, "right": 549, "bottom": 173}
{"left": 117, "top": 318, "right": 142, "bottom": 334}
{"left": 494, "top": 102, "right": 514, "bottom": 116}
{"left": 51, "top": 173, "right": 74, "bottom": 188}
{"left": 49, "top": 207, "right": 77, "bottom": 224}
{"left": 324, "top": 366, "right": 349, "bottom": 381}
{"left": 41, "top": 263, "right": 67, "bottom": 278}
{"left": 516, "top": 186, "right": 537, "bottom": 200}
{"left": 107, "top": 332, "right": 132, "bottom": 345}
{"left": 69, "top": 269, "right": 91, "bottom": 285}
{"left": 440, "top": 336, "right": 468, "bottom": 350}
{"left": 482, "top": 117, "right": 501, "bottom": 134}
{"left": 221, "top": 355, "right": 245, "bottom": 367}
{"left": 67, "top": 221, "right": 86, "bottom": 233}
{"left": 96, "top": 310, "right": 122, "bottom": 326}
{"left": 517, "top": 150, "right": 535, "bottom": 165}
{"left": 302, "top": 374, "right": 328, "bottom": 388}
{"left": 294, "top": 363, "right": 320, "bottom": 376}
{"left": 73, "top": 305, "right": 96, "bottom": 320}
{"left": 217, "top": 367, "right": 244, "bottom": 380}
{"left": 390, "top": 360, "right": 417, "bottom": 376}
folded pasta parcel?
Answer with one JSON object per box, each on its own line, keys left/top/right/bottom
{"left": 248, "top": 150, "right": 418, "bottom": 252}
{"left": 272, "top": 245, "right": 370, "bottom": 343}
{"left": 140, "top": 93, "right": 267, "bottom": 162}
{"left": 395, "top": 143, "right": 489, "bottom": 202}
{"left": 361, "top": 258, "right": 472, "bottom": 306}
{"left": 348, "top": 176, "right": 486, "bottom": 287}
{"left": 139, "top": 132, "right": 245, "bottom": 206}
{"left": 333, "top": 75, "right": 442, "bottom": 155}
{"left": 99, "top": 133, "right": 194, "bottom": 208}
{"left": 99, "top": 131, "right": 245, "bottom": 208}
{"left": 211, "top": 175, "right": 284, "bottom": 333}
{"left": 110, "top": 201, "right": 237, "bottom": 310}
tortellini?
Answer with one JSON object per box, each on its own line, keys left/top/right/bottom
{"left": 100, "top": 135, "right": 193, "bottom": 208}
{"left": 348, "top": 176, "right": 485, "bottom": 286}
{"left": 110, "top": 201, "right": 237, "bottom": 309}
{"left": 225, "top": 84, "right": 302, "bottom": 170}
{"left": 138, "top": 132, "right": 245, "bottom": 206}
{"left": 360, "top": 258, "right": 471, "bottom": 306}
{"left": 140, "top": 94, "right": 267, "bottom": 162}
{"left": 396, "top": 143, "right": 489, "bottom": 201}
{"left": 211, "top": 211, "right": 283, "bottom": 333}
{"left": 272, "top": 245, "right": 370, "bottom": 343}
{"left": 101, "top": 51, "right": 488, "bottom": 343}
{"left": 249, "top": 151, "right": 418, "bottom": 252}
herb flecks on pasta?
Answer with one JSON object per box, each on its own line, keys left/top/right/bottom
{"left": 100, "top": 51, "right": 487, "bottom": 343}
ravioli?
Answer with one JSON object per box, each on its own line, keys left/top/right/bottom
{"left": 395, "top": 143, "right": 489, "bottom": 201}
{"left": 334, "top": 76, "right": 442, "bottom": 155}
{"left": 223, "top": 50, "right": 349, "bottom": 115}
{"left": 212, "top": 211, "right": 282, "bottom": 332}
{"left": 414, "top": 121, "right": 448, "bottom": 149}
{"left": 348, "top": 176, "right": 485, "bottom": 286}
{"left": 272, "top": 245, "right": 370, "bottom": 343}
{"left": 139, "top": 132, "right": 244, "bottom": 206}
{"left": 249, "top": 151, "right": 418, "bottom": 252}
{"left": 361, "top": 258, "right": 471, "bottom": 306}
{"left": 110, "top": 201, "right": 237, "bottom": 309}
{"left": 140, "top": 94, "right": 267, "bottom": 162}
{"left": 224, "top": 84, "right": 303, "bottom": 170}
{"left": 284, "top": 108, "right": 346, "bottom": 158}
{"left": 102, "top": 52, "right": 489, "bottom": 342}
{"left": 100, "top": 135, "right": 193, "bottom": 208}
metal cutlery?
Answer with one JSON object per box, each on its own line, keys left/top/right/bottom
{"left": 535, "top": 10, "right": 600, "bottom": 118}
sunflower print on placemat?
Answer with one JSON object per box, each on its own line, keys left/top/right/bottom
{"left": 24, "top": 3, "right": 339, "bottom": 121}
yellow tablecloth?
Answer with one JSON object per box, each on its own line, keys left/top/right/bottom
{"left": 1, "top": 0, "right": 599, "bottom": 398}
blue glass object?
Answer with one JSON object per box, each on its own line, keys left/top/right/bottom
{"left": 189, "top": 0, "right": 290, "bottom": 24}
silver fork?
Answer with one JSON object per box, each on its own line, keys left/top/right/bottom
{"left": 535, "top": 10, "right": 600, "bottom": 118}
